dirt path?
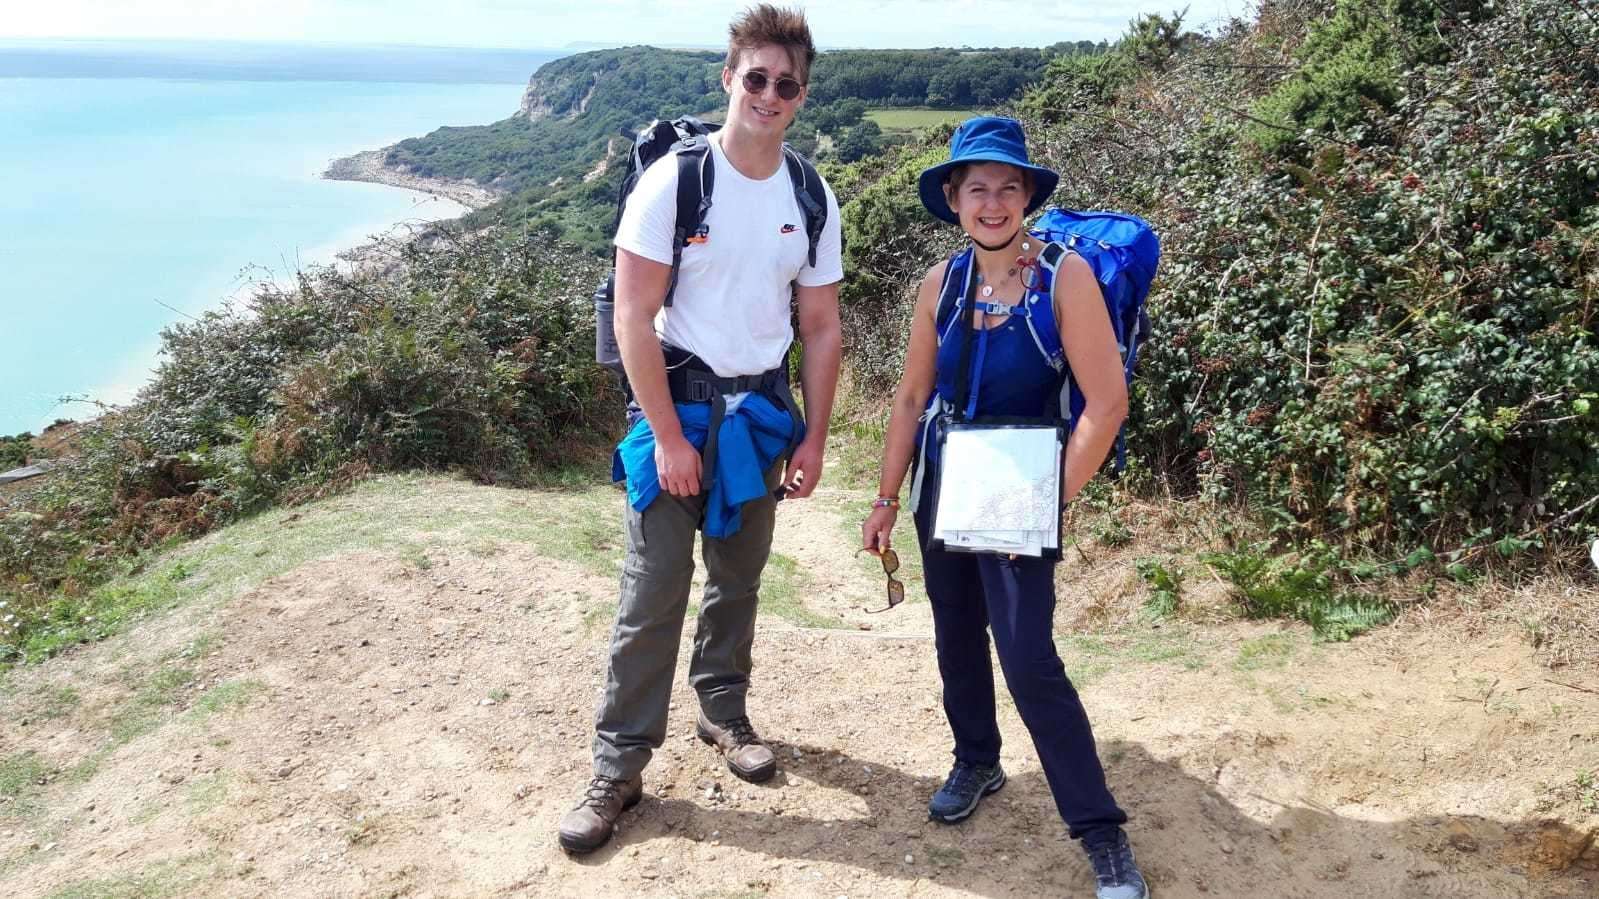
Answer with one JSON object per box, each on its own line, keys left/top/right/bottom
{"left": 1, "top": 476, "right": 1595, "bottom": 897}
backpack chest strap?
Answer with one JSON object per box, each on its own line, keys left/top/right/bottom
{"left": 973, "top": 299, "right": 1026, "bottom": 317}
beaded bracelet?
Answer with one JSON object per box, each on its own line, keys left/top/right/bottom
{"left": 871, "top": 496, "right": 900, "bottom": 510}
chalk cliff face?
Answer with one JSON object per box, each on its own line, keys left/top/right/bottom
{"left": 518, "top": 76, "right": 605, "bottom": 121}
{"left": 517, "top": 61, "right": 602, "bottom": 121}
{"left": 517, "top": 73, "right": 566, "bottom": 120}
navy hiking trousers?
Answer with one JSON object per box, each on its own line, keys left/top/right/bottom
{"left": 913, "top": 478, "right": 1128, "bottom": 844}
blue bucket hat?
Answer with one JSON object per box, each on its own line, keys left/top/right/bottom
{"left": 917, "top": 116, "right": 1059, "bottom": 226}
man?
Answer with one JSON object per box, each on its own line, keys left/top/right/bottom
{"left": 558, "top": 4, "right": 843, "bottom": 854}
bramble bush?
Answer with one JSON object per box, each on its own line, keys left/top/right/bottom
{"left": 1141, "top": 0, "right": 1598, "bottom": 554}
{"left": 836, "top": 0, "right": 1597, "bottom": 566}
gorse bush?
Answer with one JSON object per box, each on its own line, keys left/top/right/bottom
{"left": 1249, "top": 0, "right": 1488, "bottom": 154}
{"left": 1017, "top": 10, "right": 1195, "bottom": 121}
{"left": 0, "top": 228, "right": 615, "bottom": 662}
{"left": 144, "top": 228, "right": 613, "bottom": 487}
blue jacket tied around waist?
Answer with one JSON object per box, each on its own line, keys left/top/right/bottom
{"left": 612, "top": 393, "right": 802, "bottom": 539}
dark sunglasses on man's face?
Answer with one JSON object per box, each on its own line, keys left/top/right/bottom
{"left": 857, "top": 547, "right": 904, "bottom": 614}
{"left": 741, "top": 70, "right": 803, "bottom": 101}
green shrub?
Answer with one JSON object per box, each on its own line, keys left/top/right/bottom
{"left": 0, "top": 433, "right": 32, "bottom": 469}
{"left": 1146, "top": 0, "right": 1598, "bottom": 551}
{"left": 1018, "top": 11, "right": 1193, "bottom": 123}
{"left": 1250, "top": 0, "right": 1490, "bottom": 154}
{"left": 1136, "top": 557, "right": 1185, "bottom": 618}
{"left": 0, "top": 227, "right": 614, "bottom": 663}
{"left": 1201, "top": 545, "right": 1397, "bottom": 641}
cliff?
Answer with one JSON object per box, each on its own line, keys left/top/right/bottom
{"left": 514, "top": 45, "right": 721, "bottom": 122}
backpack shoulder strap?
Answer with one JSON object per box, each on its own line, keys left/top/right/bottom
{"left": 782, "top": 146, "right": 827, "bottom": 268}
{"left": 1038, "top": 240, "right": 1068, "bottom": 271}
{"left": 665, "top": 139, "right": 714, "bottom": 308}
{"left": 1019, "top": 240, "right": 1067, "bottom": 372}
{"left": 934, "top": 247, "right": 973, "bottom": 347}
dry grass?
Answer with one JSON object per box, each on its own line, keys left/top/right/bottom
{"left": 1051, "top": 490, "right": 1599, "bottom": 668}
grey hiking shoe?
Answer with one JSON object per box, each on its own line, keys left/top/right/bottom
{"left": 557, "top": 774, "right": 642, "bottom": 854}
{"left": 1084, "top": 829, "right": 1150, "bottom": 899}
{"left": 927, "top": 760, "right": 1005, "bottom": 823}
{"left": 696, "top": 713, "right": 777, "bottom": 782}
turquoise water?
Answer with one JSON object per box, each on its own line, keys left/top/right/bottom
{"left": 0, "top": 76, "right": 528, "bottom": 435}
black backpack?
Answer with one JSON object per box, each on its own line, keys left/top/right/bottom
{"left": 593, "top": 115, "right": 828, "bottom": 376}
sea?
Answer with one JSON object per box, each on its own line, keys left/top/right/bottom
{"left": 0, "top": 40, "right": 565, "bottom": 436}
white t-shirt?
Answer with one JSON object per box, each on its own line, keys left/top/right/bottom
{"left": 613, "top": 134, "right": 844, "bottom": 377}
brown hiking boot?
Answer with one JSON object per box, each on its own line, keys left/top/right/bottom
{"left": 557, "top": 774, "right": 643, "bottom": 854}
{"left": 696, "top": 713, "right": 777, "bottom": 783}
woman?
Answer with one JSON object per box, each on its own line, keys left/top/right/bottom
{"left": 860, "top": 116, "right": 1149, "bottom": 899}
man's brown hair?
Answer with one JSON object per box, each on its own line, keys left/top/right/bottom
{"left": 727, "top": 4, "right": 816, "bottom": 85}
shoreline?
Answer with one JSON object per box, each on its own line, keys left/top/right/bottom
{"left": 8, "top": 162, "right": 489, "bottom": 437}
{"left": 322, "top": 148, "right": 500, "bottom": 211}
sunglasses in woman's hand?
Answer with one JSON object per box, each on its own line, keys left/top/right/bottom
{"left": 857, "top": 547, "right": 904, "bottom": 613}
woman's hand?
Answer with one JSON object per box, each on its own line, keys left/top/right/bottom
{"left": 862, "top": 505, "right": 898, "bottom": 554}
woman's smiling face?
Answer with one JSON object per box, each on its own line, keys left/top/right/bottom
{"left": 947, "top": 162, "right": 1030, "bottom": 246}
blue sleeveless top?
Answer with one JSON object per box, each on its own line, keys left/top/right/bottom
{"left": 933, "top": 313, "right": 1060, "bottom": 418}
{"left": 917, "top": 295, "right": 1064, "bottom": 472}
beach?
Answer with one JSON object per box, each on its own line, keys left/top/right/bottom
{"left": 323, "top": 148, "right": 501, "bottom": 211}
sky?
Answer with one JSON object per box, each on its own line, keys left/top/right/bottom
{"left": 2, "top": 0, "right": 1250, "bottom": 50}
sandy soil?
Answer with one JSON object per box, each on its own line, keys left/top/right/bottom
{"left": 1, "top": 480, "right": 1596, "bottom": 898}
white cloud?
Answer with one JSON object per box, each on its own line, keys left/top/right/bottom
{"left": 3, "top": 0, "right": 1248, "bottom": 48}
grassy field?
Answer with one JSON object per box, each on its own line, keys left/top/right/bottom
{"left": 865, "top": 107, "right": 978, "bottom": 132}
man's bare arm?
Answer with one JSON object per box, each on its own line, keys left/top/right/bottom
{"left": 615, "top": 247, "right": 701, "bottom": 497}
{"left": 784, "top": 280, "right": 842, "bottom": 497}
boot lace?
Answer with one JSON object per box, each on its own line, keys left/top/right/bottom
{"left": 1085, "top": 832, "right": 1137, "bottom": 887}
{"left": 942, "top": 761, "right": 985, "bottom": 800}
{"left": 720, "top": 715, "right": 761, "bottom": 749}
{"left": 578, "top": 775, "right": 629, "bottom": 810}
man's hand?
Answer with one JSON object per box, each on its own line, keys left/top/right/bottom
{"left": 781, "top": 437, "right": 825, "bottom": 499}
{"left": 655, "top": 432, "right": 703, "bottom": 497}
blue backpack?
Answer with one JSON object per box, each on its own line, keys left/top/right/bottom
{"left": 934, "top": 207, "right": 1160, "bottom": 473}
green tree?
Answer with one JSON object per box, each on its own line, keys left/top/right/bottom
{"left": 833, "top": 120, "right": 883, "bottom": 163}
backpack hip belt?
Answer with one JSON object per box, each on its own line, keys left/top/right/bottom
{"left": 660, "top": 347, "right": 803, "bottom": 485}
{"left": 666, "top": 364, "right": 785, "bottom": 404}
